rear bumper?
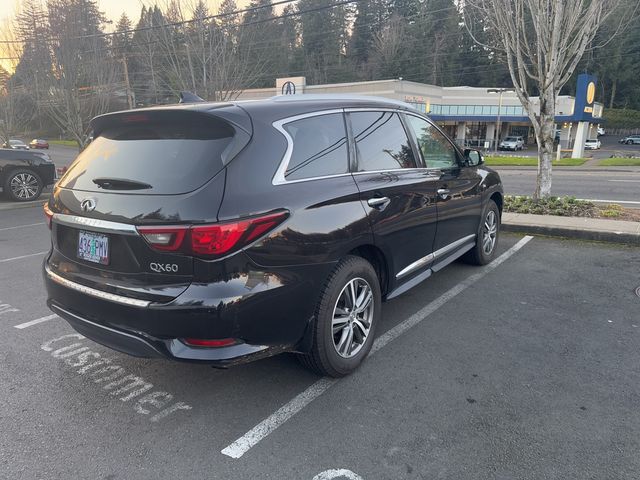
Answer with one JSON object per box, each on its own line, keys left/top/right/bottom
{"left": 48, "top": 302, "right": 278, "bottom": 366}
{"left": 44, "top": 257, "right": 334, "bottom": 365}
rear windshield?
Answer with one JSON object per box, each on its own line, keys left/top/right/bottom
{"left": 59, "top": 117, "right": 234, "bottom": 195}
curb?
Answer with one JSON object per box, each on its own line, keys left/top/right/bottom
{"left": 0, "top": 194, "right": 50, "bottom": 211}
{"left": 502, "top": 222, "right": 640, "bottom": 246}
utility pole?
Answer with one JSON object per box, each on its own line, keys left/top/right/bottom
{"left": 120, "top": 56, "right": 135, "bottom": 109}
{"left": 488, "top": 88, "right": 515, "bottom": 153}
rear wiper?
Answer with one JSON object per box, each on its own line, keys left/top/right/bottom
{"left": 92, "top": 178, "right": 152, "bottom": 190}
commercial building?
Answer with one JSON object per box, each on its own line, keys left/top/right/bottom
{"left": 236, "top": 74, "right": 603, "bottom": 159}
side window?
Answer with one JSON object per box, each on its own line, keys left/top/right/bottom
{"left": 283, "top": 113, "right": 348, "bottom": 181}
{"left": 349, "top": 112, "right": 416, "bottom": 172}
{"left": 406, "top": 115, "right": 458, "bottom": 169}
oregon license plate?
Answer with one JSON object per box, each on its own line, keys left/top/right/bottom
{"left": 77, "top": 230, "right": 109, "bottom": 265}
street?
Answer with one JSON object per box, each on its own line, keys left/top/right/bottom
{"left": 1, "top": 205, "right": 639, "bottom": 479}
{"left": 497, "top": 169, "right": 640, "bottom": 205}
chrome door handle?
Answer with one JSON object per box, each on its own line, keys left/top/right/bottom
{"left": 367, "top": 197, "right": 391, "bottom": 209}
{"left": 437, "top": 188, "right": 450, "bottom": 200}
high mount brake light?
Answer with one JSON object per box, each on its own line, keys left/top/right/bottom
{"left": 137, "top": 211, "right": 288, "bottom": 258}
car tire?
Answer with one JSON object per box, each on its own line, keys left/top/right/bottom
{"left": 4, "top": 169, "right": 43, "bottom": 202}
{"left": 299, "top": 255, "right": 381, "bottom": 377}
{"left": 463, "top": 199, "right": 500, "bottom": 266}
{"left": 627, "top": 140, "right": 633, "bottom": 145}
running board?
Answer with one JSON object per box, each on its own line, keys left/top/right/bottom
{"left": 386, "top": 241, "right": 475, "bottom": 300}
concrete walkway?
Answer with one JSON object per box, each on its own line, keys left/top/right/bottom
{"left": 502, "top": 212, "right": 640, "bottom": 245}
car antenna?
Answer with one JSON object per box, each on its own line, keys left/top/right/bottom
{"left": 179, "top": 91, "right": 205, "bottom": 103}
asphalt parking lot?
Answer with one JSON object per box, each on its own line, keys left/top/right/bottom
{"left": 1, "top": 205, "right": 639, "bottom": 479}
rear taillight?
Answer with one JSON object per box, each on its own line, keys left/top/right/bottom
{"left": 137, "top": 211, "right": 288, "bottom": 258}
{"left": 43, "top": 202, "right": 53, "bottom": 229}
{"left": 137, "top": 226, "right": 188, "bottom": 252}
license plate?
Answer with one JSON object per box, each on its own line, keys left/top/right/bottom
{"left": 77, "top": 231, "right": 109, "bottom": 265}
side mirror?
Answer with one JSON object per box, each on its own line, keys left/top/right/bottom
{"left": 464, "top": 148, "right": 483, "bottom": 167}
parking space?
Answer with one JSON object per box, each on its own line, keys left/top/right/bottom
{"left": 1, "top": 203, "right": 639, "bottom": 479}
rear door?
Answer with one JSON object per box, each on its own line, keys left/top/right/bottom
{"left": 405, "top": 114, "right": 483, "bottom": 254}
{"left": 47, "top": 109, "right": 247, "bottom": 303}
{"left": 347, "top": 110, "right": 439, "bottom": 284}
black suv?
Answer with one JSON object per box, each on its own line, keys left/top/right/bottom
{"left": 43, "top": 96, "right": 503, "bottom": 377}
{"left": 1, "top": 148, "right": 56, "bottom": 201}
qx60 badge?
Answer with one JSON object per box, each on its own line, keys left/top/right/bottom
{"left": 150, "top": 263, "right": 179, "bottom": 273}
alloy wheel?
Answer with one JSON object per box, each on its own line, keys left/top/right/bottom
{"left": 10, "top": 173, "right": 39, "bottom": 200}
{"left": 331, "top": 277, "right": 374, "bottom": 359}
{"left": 482, "top": 210, "right": 498, "bottom": 255}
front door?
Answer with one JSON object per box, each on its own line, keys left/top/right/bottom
{"left": 404, "top": 114, "right": 483, "bottom": 253}
{"left": 347, "top": 111, "right": 439, "bottom": 285}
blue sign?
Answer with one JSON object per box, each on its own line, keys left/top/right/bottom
{"left": 573, "top": 73, "right": 597, "bottom": 122}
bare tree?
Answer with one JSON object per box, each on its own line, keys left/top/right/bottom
{"left": 0, "top": 23, "right": 35, "bottom": 145}
{"left": 464, "top": 0, "right": 637, "bottom": 198}
{"left": 370, "top": 14, "right": 406, "bottom": 79}
{"left": 42, "top": 0, "right": 120, "bottom": 150}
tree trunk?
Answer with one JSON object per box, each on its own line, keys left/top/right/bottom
{"left": 535, "top": 88, "right": 556, "bottom": 199}
{"left": 609, "top": 78, "right": 617, "bottom": 109}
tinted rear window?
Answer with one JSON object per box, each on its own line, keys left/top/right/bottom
{"left": 283, "top": 113, "right": 349, "bottom": 181}
{"left": 59, "top": 117, "right": 234, "bottom": 195}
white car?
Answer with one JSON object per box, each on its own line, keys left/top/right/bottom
{"left": 499, "top": 136, "right": 525, "bottom": 151}
{"left": 597, "top": 126, "right": 605, "bottom": 136}
{"left": 585, "top": 139, "right": 601, "bottom": 150}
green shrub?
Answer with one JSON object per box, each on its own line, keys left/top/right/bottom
{"left": 504, "top": 195, "right": 598, "bottom": 217}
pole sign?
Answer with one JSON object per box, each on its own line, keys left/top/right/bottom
{"left": 573, "top": 73, "right": 597, "bottom": 121}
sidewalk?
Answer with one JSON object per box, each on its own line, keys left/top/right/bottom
{"left": 502, "top": 212, "right": 640, "bottom": 245}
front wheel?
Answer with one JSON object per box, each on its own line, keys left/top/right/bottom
{"left": 463, "top": 199, "right": 500, "bottom": 265}
{"left": 299, "top": 256, "right": 381, "bottom": 377}
{"left": 627, "top": 140, "right": 633, "bottom": 145}
{"left": 4, "top": 169, "right": 43, "bottom": 202}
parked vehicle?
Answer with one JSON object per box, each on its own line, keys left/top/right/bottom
{"left": 29, "top": 139, "right": 50, "bottom": 149}
{"left": 43, "top": 96, "right": 503, "bottom": 377}
{"left": 499, "top": 136, "right": 525, "bottom": 151}
{"left": 619, "top": 134, "right": 640, "bottom": 145}
{"left": 597, "top": 126, "right": 605, "bottom": 136}
{"left": 0, "top": 148, "right": 56, "bottom": 201}
{"left": 585, "top": 139, "right": 601, "bottom": 150}
{"left": 2, "top": 139, "right": 29, "bottom": 150}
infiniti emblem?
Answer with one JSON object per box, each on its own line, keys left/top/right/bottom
{"left": 81, "top": 198, "right": 97, "bottom": 212}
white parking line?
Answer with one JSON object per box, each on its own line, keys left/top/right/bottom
{"left": 221, "top": 235, "right": 534, "bottom": 459}
{"left": 0, "top": 222, "right": 45, "bottom": 232}
{"left": 0, "top": 251, "right": 48, "bottom": 264}
{"left": 14, "top": 314, "right": 58, "bottom": 329}
{"left": 607, "top": 180, "right": 640, "bottom": 183}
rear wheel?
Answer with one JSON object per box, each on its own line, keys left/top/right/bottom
{"left": 463, "top": 199, "right": 500, "bottom": 266}
{"left": 299, "top": 256, "right": 381, "bottom": 377}
{"left": 4, "top": 169, "right": 43, "bottom": 202}
{"left": 627, "top": 140, "right": 633, "bottom": 145}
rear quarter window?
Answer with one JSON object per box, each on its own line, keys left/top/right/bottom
{"left": 59, "top": 116, "right": 234, "bottom": 195}
{"left": 282, "top": 113, "right": 349, "bottom": 181}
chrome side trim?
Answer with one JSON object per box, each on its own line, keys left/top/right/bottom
{"left": 45, "top": 266, "right": 150, "bottom": 307}
{"left": 433, "top": 234, "right": 476, "bottom": 260}
{"left": 395, "top": 234, "right": 476, "bottom": 279}
{"left": 396, "top": 253, "right": 435, "bottom": 279}
{"left": 53, "top": 214, "right": 138, "bottom": 235}
{"left": 272, "top": 109, "right": 345, "bottom": 185}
